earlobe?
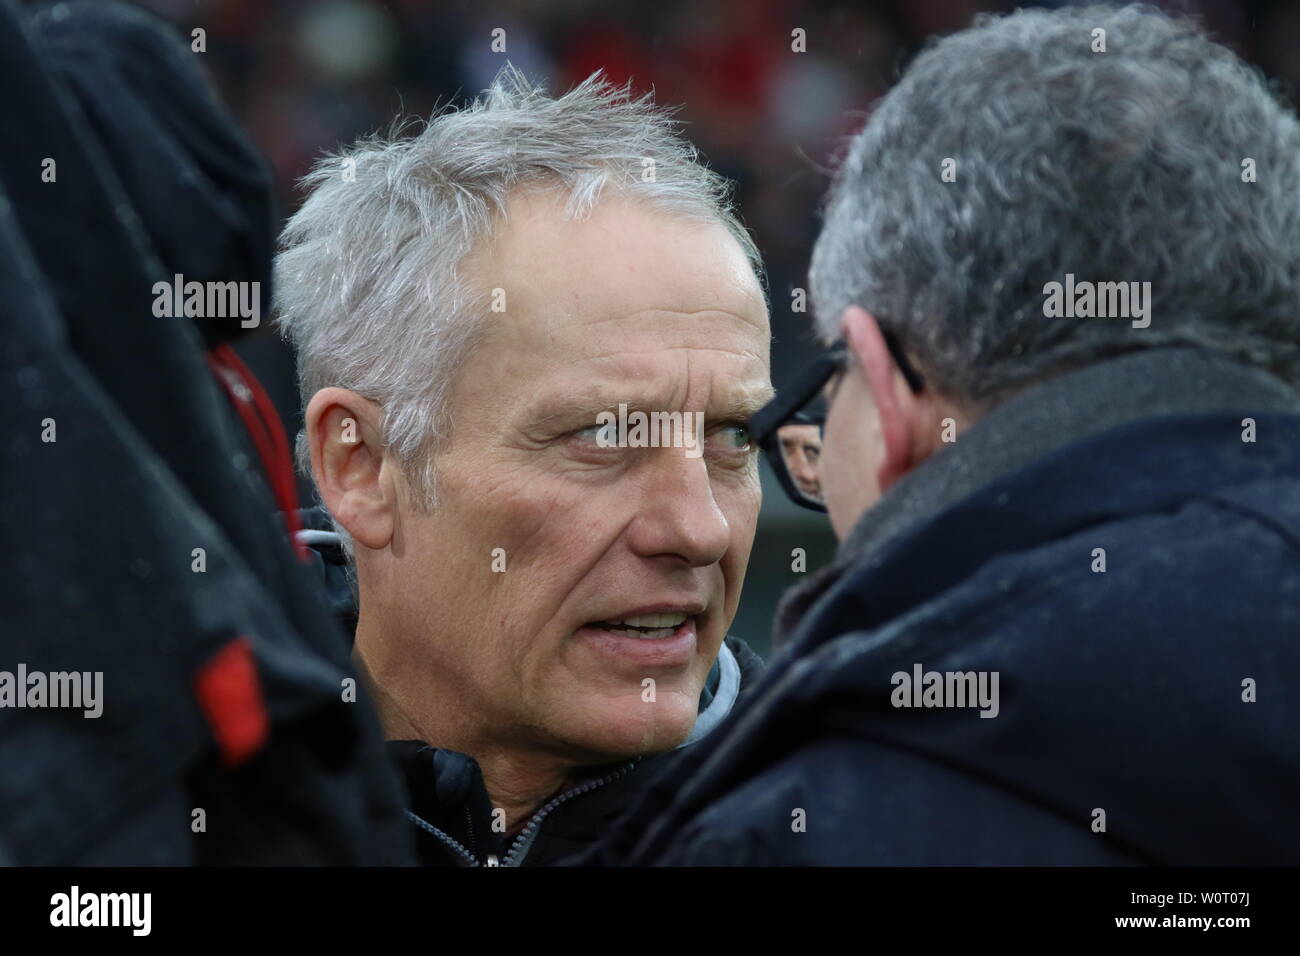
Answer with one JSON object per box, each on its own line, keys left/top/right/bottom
{"left": 304, "top": 388, "right": 395, "bottom": 551}
{"left": 841, "top": 307, "right": 917, "bottom": 493}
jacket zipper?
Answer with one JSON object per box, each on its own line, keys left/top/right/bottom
{"left": 463, "top": 804, "right": 477, "bottom": 855}
{"left": 406, "top": 810, "right": 479, "bottom": 867}
{"left": 408, "top": 759, "right": 640, "bottom": 866}
{"left": 498, "top": 759, "right": 638, "bottom": 867}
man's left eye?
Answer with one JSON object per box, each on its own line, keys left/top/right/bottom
{"left": 714, "top": 423, "right": 751, "bottom": 450}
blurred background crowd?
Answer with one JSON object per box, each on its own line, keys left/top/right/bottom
{"left": 126, "top": 0, "right": 1300, "bottom": 655}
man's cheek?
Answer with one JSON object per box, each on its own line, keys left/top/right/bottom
{"left": 460, "top": 477, "right": 562, "bottom": 564}
{"left": 720, "top": 481, "right": 761, "bottom": 553}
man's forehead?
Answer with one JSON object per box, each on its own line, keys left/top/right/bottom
{"left": 509, "top": 317, "right": 772, "bottom": 411}
{"left": 537, "top": 307, "right": 770, "bottom": 356}
{"left": 528, "top": 369, "right": 775, "bottom": 423}
{"left": 467, "top": 189, "right": 768, "bottom": 338}
{"left": 520, "top": 322, "right": 773, "bottom": 420}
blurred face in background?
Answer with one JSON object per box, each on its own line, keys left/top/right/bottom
{"left": 355, "top": 189, "right": 770, "bottom": 771}
{"left": 779, "top": 423, "right": 823, "bottom": 499}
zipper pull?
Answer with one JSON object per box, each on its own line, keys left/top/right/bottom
{"left": 485, "top": 854, "right": 500, "bottom": 867}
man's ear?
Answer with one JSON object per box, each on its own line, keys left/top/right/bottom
{"left": 304, "top": 387, "right": 395, "bottom": 551}
{"left": 841, "top": 306, "right": 922, "bottom": 493}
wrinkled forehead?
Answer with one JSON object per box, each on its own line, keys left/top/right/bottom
{"left": 464, "top": 188, "right": 769, "bottom": 350}
{"left": 442, "top": 189, "right": 772, "bottom": 431}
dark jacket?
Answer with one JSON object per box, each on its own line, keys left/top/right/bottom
{"left": 594, "top": 347, "right": 1300, "bottom": 865}
{"left": 1, "top": 1, "right": 410, "bottom": 865}
{"left": 298, "top": 510, "right": 767, "bottom": 866}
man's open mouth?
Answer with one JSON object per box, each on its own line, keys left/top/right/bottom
{"left": 584, "top": 612, "right": 691, "bottom": 640}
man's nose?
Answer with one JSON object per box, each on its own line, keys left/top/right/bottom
{"left": 625, "top": 451, "right": 731, "bottom": 568}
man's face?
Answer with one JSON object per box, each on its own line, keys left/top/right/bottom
{"left": 384, "top": 190, "right": 770, "bottom": 762}
{"left": 777, "top": 423, "right": 823, "bottom": 500}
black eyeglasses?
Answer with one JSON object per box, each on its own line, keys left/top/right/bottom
{"left": 752, "top": 328, "right": 924, "bottom": 512}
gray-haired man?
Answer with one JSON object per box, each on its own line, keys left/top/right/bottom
{"left": 274, "top": 68, "right": 770, "bottom": 865}
{"left": 601, "top": 4, "right": 1300, "bottom": 865}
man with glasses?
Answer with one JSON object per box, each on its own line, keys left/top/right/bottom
{"left": 754, "top": 333, "right": 924, "bottom": 518}
{"left": 593, "top": 5, "right": 1300, "bottom": 865}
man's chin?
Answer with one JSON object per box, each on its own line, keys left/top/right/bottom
{"left": 556, "top": 695, "right": 699, "bottom": 761}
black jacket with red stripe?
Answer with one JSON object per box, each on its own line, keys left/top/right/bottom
{"left": 0, "top": 0, "right": 411, "bottom": 865}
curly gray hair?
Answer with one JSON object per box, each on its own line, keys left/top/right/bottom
{"left": 810, "top": 4, "right": 1300, "bottom": 407}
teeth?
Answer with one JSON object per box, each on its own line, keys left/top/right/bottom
{"left": 612, "top": 612, "right": 689, "bottom": 629}
{"left": 606, "top": 626, "right": 677, "bottom": 640}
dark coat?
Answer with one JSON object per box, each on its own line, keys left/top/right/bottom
{"left": 598, "top": 348, "right": 1300, "bottom": 865}
{"left": 0, "top": 1, "right": 410, "bottom": 865}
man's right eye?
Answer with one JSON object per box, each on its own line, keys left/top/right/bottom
{"left": 573, "top": 425, "right": 603, "bottom": 443}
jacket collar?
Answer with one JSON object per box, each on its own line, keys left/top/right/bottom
{"left": 680, "top": 640, "right": 741, "bottom": 746}
{"left": 774, "top": 347, "right": 1300, "bottom": 648}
